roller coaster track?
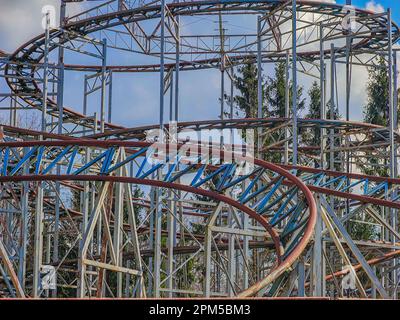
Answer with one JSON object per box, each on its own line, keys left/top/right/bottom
{"left": 0, "top": 126, "right": 399, "bottom": 297}
{"left": 0, "top": 0, "right": 399, "bottom": 299}
{"left": 0, "top": 138, "right": 317, "bottom": 297}
{"left": 3, "top": 0, "right": 399, "bottom": 130}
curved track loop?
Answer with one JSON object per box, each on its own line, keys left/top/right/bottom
{"left": 4, "top": 0, "right": 400, "bottom": 131}
{"left": 0, "top": 0, "right": 399, "bottom": 299}
{"left": 0, "top": 139, "right": 316, "bottom": 296}
{"left": 1, "top": 132, "right": 400, "bottom": 297}
{"left": 1, "top": 123, "right": 399, "bottom": 210}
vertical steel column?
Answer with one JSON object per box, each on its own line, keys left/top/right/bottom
{"left": 394, "top": 52, "right": 398, "bottom": 131}
{"left": 313, "top": 197, "right": 325, "bottom": 296}
{"left": 159, "top": 0, "right": 166, "bottom": 133}
{"left": 166, "top": 194, "right": 175, "bottom": 297}
{"left": 169, "top": 72, "right": 174, "bottom": 121}
{"left": 388, "top": 8, "right": 395, "bottom": 197}
{"left": 291, "top": 2, "right": 301, "bottom": 294}
{"left": 285, "top": 51, "right": 290, "bottom": 165}
{"left": 13, "top": 97, "right": 17, "bottom": 126}
{"left": 148, "top": 187, "right": 155, "bottom": 296}
{"left": 113, "top": 151, "right": 124, "bottom": 297}
{"left": 56, "top": 0, "right": 65, "bottom": 132}
{"left": 78, "top": 181, "right": 110, "bottom": 298}
{"left": 166, "top": 71, "right": 175, "bottom": 297}
{"left": 387, "top": 8, "right": 398, "bottom": 296}
{"left": 345, "top": 2, "right": 352, "bottom": 218}
{"left": 230, "top": 67, "right": 234, "bottom": 119}
{"left": 329, "top": 44, "right": 335, "bottom": 172}
{"left": 320, "top": 23, "right": 326, "bottom": 168}
{"left": 204, "top": 204, "right": 221, "bottom": 297}
{"left": 174, "top": 11, "right": 180, "bottom": 122}
{"left": 291, "top": 0, "right": 298, "bottom": 166}
{"left": 242, "top": 219, "right": 249, "bottom": 290}
{"left": 33, "top": 186, "right": 44, "bottom": 298}
{"left": 345, "top": 2, "right": 351, "bottom": 125}
{"left": 100, "top": 39, "right": 107, "bottom": 133}
{"left": 8, "top": 97, "right": 12, "bottom": 125}
{"left": 257, "top": 16, "right": 263, "bottom": 164}
{"left": 40, "top": 14, "right": 50, "bottom": 133}
{"left": 18, "top": 150, "right": 29, "bottom": 290}
{"left": 311, "top": 23, "right": 327, "bottom": 298}
{"left": 108, "top": 71, "right": 113, "bottom": 123}
{"left": 77, "top": 113, "right": 97, "bottom": 298}
{"left": 33, "top": 12, "right": 51, "bottom": 298}
{"left": 204, "top": 225, "right": 212, "bottom": 297}
{"left": 220, "top": 61, "right": 225, "bottom": 149}
{"left": 83, "top": 75, "right": 88, "bottom": 116}
{"left": 218, "top": 4, "right": 225, "bottom": 124}
{"left": 53, "top": 1, "right": 66, "bottom": 297}
{"left": 221, "top": 70, "right": 225, "bottom": 121}
{"left": 221, "top": 53, "right": 225, "bottom": 121}
{"left": 227, "top": 209, "right": 235, "bottom": 297}
{"left": 219, "top": 5, "right": 226, "bottom": 149}
{"left": 297, "top": 257, "right": 305, "bottom": 297}
{"left": 372, "top": 266, "right": 377, "bottom": 299}
{"left": 9, "top": 97, "right": 17, "bottom": 127}
{"left": 256, "top": 17, "right": 264, "bottom": 294}
{"left": 154, "top": 0, "right": 166, "bottom": 297}
{"left": 78, "top": 82, "right": 89, "bottom": 296}
{"left": 82, "top": 76, "right": 90, "bottom": 237}
{"left": 257, "top": 17, "right": 262, "bottom": 120}
{"left": 173, "top": 14, "right": 181, "bottom": 294}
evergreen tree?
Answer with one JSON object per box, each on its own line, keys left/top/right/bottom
{"left": 354, "top": 57, "right": 392, "bottom": 241}
{"left": 307, "top": 81, "right": 321, "bottom": 119}
{"left": 361, "top": 57, "right": 400, "bottom": 177}
{"left": 363, "top": 57, "right": 389, "bottom": 127}
{"left": 264, "top": 62, "right": 306, "bottom": 118}
{"left": 233, "top": 62, "right": 306, "bottom": 119}
{"left": 232, "top": 62, "right": 306, "bottom": 163}
{"left": 326, "top": 100, "right": 340, "bottom": 122}
{"left": 302, "top": 81, "right": 321, "bottom": 146}
{"left": 361, "top": 57, "right": 391, "bottom": 177}
{"left": 233, "top": 63, "right": 259, "bottom": 118}
{"left": 325, "top": 100, "right": 342, "bottom": 171}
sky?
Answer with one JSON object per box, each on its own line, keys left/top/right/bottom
{"left": 0, "top": 0, "right": 399, "bottom": 130}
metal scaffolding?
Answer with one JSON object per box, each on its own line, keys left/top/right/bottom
{"left": 0, "top": 0, "right": 399, "bottom": 299}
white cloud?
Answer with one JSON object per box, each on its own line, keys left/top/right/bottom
{"left": 0, "top": 0, "right": 386, "bottom": 126}
{"left": 0, "top": 0, "right": 83, "bottom": 52}
{"left": 365, "top": 1, "right": 385, "bottom": 13}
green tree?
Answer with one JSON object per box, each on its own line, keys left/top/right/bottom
{"left": 302, "top": 81, "right": 321, "bottom": 147}
{"left": 326, "top": 100, "right": 340, "bottom": 122}
{"left": 233, "top": 63, "right": 259, "bottom": 118}
{"left": 232, "top": 62, "right": 305, "bottom": 163}
{"left": 264, "top": 62, "right": 306, "bottom": 118}
{"left": 325, "top": 100, "right": 342, "bottom": 171}
{"left": 361, "top": 57, "right": 397, "bottom": 177}
{"left": 233, "top": 62, "right": 305, "bottom": 119}
{"left": 307, "top": 81, "right": 322, "bottom": 119}
{"left": 353, "top": 57, "right": 392, "bottom": 241}
{"left": 363, "top": 57, "right": 389, "bottom": 127}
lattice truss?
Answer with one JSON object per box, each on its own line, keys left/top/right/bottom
{"left": 0, "top": 0, "right": 399, "bottom": 299}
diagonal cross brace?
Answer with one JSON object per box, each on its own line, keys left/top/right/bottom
{"left": 320, "top": 195, "right": 389, "bottom": 298}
